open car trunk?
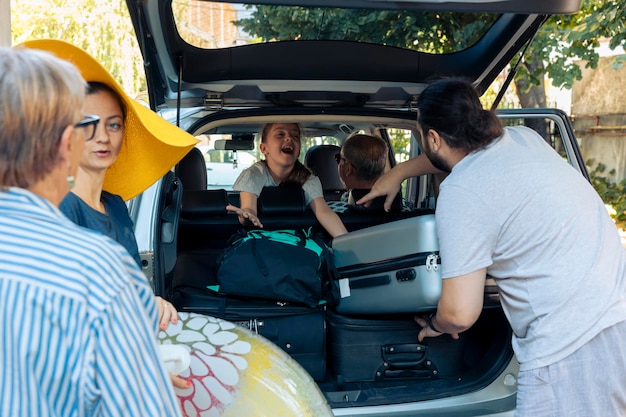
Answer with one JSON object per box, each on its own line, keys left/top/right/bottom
{"left": 167, "top": 201, "right": 515, "bottom": 412}
{"left": 136, "top": 108, "right": 586, "bottom": 415}
{"left": 127, "top": 0, "right": 585, "bottom": 414}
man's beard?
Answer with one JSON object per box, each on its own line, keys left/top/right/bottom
{"left": 422, "top": 141, "right": 452, "bottom": 173}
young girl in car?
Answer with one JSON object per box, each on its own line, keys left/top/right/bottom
{"left": 227, "top": 122, "right": 348, "bottom": 238}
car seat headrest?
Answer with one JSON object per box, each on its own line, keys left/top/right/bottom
{"left": 304, "top": 144, "right": 346, "bottom": 201}
{"left": 181, "top": 189, "right": 228, "bottom": 218}
{"left": 176, "top": 148, "right": 207, "bottom": 192}
{"left": 258, "top": 185, "right": 306, "bottom": 215}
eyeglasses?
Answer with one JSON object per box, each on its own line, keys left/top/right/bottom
{"left": 74, "top": 114, "right": 100, "bottom": 141}
{"left": 335, "top": 153, "right": 348, "bottom": 165}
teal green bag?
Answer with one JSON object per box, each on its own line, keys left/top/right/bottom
{"left": 215, "top": 228, "right": 334, "bottom": 307}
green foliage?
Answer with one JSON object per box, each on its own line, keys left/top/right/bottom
{"left": 11, "top": 0, "right": 145, "bottom": 97}
{"left": 234, "top": 6, "right": 496, "bottom": 53}
{"left": 387, "top": 129, "right": 411, "bottom": 163}
{"left": 588, "top": 159, "right": 626, "bottom": 230}
{"left": 534, "top": 0, "right": 626, "bottom": 91}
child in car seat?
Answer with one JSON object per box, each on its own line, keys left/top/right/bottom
{"left": 227, "top": 122, "right": 348, "bottom": 238}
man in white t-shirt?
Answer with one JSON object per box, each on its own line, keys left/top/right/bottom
{"left": 357, "top": 78, "right": 626, "bottom": 417}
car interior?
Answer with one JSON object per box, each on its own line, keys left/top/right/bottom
{"left": 125, "top": 0, "right": 585, "bottom": 412}
{"left": 158, "top": 112, "right": 515, "bottom": 409}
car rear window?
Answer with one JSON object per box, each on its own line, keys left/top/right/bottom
{"left": 171, "top": 1, "right": 499, "bottom": 54}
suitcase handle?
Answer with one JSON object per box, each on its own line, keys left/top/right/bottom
{"left": 384, "top": 369, "right": 433, "bottom": 378}
{"left": 349, "top": 275, "right": 391, "bottom": 289}
{"left": 382, "top": 343, "right": 428, "bottom": 368}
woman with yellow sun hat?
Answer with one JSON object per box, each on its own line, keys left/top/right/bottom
{"left": 19, "top": 39, "right": 198, "bottom": 351}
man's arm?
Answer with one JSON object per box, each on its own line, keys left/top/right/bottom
{"left": 416, "top": 268, "right": 486, "bottom": 342}
{"left": 356, "top": 154, "right": 441, "bottom": 211}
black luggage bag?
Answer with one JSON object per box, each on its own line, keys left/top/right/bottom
{"left": 172, "top": 286, "right": 327, "bottom": 381}
{"left": 327, "top": 310, "right": 468, "bottom": 383}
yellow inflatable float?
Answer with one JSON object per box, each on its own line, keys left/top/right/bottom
{"left": 158, "top": 312, "right": 333, "bottom": 417}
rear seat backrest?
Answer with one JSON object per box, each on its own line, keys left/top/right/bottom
{"left": 176, "top": 147, "right": 207, "bottom": 192}
{"left": 181, "top": 189, "right": 228, "bottom": 219}
{"left": 258, "top": 185, "right": 318, "bottom": 232}
{"left": 258, "top": 185, "right": 306, "bottom": 216}
{"left": 304, "top": 144, "right": 346, "bottom": 201}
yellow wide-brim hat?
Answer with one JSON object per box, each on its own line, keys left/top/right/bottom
{"left": 18, "top": 39, "right": 199, "bottom": 201}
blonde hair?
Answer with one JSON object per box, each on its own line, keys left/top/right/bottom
{"left": 0, "top": 47, "right": 86, "bottom": 188}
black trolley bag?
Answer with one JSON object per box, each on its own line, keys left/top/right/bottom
{"left": 327, "top": 308, "right": 513, "bottom": 384}
{"left": 172, "top": 286, "right": 327, "bottom": 381}
{"left": 327, "top": 311, "right": 464, "bottom": 383}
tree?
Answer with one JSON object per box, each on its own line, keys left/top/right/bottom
{"left": 515, "top": 0, "right": 626, "bottom": 109}
{"left": 235, "top": 7, "right": 496, "bottom": 53}
{"left": 234, "top": 2, "right": 626, "bottom": 110}
{"left": 11, "top": 0, "right": 145, "bottom": 96}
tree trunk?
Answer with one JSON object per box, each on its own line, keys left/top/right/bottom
{"left": 514, "top": 58, "right": 550, "bottom": 141}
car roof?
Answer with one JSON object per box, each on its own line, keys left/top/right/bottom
{"left": 126, "top": 0, "right": 582, "bottom": 112}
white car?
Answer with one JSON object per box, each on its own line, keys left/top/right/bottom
{"left": 128, "top": 1, "right": 586, "bottom": 416}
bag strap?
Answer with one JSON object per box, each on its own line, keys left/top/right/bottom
{"left": 304, "top": 229, "right": 340, "bottom": 306}
{"left": 250, "top": 235, "right": 270, "bottom": 277}
{"left": 216, "top": 228, "right": 249, "bottom": 266}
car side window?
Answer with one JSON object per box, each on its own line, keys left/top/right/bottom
{"left": 498, "top": 112, "right": 584, "bottom": 173}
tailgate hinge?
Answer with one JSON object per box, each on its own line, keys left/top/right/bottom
{"left": 204, "top": 93, "right": 223, "bottom": 110}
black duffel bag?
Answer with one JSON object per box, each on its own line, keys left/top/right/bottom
{"left": 215, "top": 228, "right": 335, "bottom": 307}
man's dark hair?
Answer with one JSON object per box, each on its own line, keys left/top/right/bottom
{"left": 417, "top": 78, "right": 503, "bottom": 153}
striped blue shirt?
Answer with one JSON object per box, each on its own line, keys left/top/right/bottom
{"left": 0, "top": 188, "right": 181, "bottom": 417}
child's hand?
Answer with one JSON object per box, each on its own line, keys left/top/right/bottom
{"left": 226, "top": 204, "right": 263, "bottom": 228}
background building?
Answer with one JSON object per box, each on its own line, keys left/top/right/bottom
{"left": 571, "top": 40, "right": 626, "bottom": 182}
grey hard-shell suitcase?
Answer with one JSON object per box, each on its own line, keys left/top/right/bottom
{"left": 331, "top": 214, "right": 441, "bottom": 314}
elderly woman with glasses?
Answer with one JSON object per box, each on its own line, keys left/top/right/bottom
{"left": 0, "top": 46, "right": 182, "bottom": 416}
